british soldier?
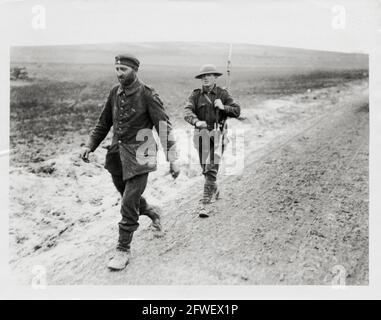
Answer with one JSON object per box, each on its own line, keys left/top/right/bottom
{"left": 184, "top": 64, "right": 240, "bottom": 217}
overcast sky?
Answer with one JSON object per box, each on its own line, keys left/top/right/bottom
{"left": 0, "top": 0, "right": 379, "bottom": 53}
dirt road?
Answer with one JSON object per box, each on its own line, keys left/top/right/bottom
{"left": 9, "top": 79, "right": 368, "bottom": 285}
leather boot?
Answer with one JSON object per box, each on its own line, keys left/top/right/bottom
{"left": 212, "top": 183, "right": 220, "bottom": 200}
{"left": 108, "top": 231, "right": 133, "bottom": 270}
{"left": 144, "top": 205, "right": 162, "bottom": 232}
{"left": 107, "top": 249, "right": 131, "bottom": 271}
{"left": 202, "top": 182, "right": 214, "bottom": 205}
{"left": 140, "top": 198, "right": 162, "bottom": 231}
{"left": 199, "top": 181, "right": 215, "bottom": 218}
{"left": 202, "top": 180, "right": 220, "bottom": 204}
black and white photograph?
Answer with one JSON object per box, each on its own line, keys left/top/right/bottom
{"left": 1, "top": 0, "right": 380, "bottom": 300}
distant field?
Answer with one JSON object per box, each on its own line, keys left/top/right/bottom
{"left": 10, "top": 42, "right": 368, "bottom": 168}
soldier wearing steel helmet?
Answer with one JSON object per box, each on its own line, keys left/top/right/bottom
{"left": 184, "top": 64, "right": 241, "bottom": 217}
{"left": 81, "top": 54, "right": 180, "bottom": 270}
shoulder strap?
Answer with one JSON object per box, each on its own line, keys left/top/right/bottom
{"left": 202, "top": 92, "right": 213, "bottom": 105}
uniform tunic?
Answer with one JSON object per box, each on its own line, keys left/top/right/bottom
{"left": 87, "top": 77, "right": 177, "bottom": 245}
{"left": 184, "top": 85, "right": 240, "bottom": 130}
{"left": 87, "top": 77, "right": 178, "bottom": 181}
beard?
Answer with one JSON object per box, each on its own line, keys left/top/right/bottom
{"left": 118, "top": 70, "right": 136, "bottom": 87}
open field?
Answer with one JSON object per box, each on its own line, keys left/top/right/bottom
{"left": 10, "top": 62, "right": 367, "bottom": 168}
{"left": 9, "top": 43, "right": 369, "bottom": 285}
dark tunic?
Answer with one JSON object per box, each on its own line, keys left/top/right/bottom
{"left": 87, "top": 78, "right": 178, "bottom": 181}
{"left": 184, "top": 85, "right": 241, "bottom": 130}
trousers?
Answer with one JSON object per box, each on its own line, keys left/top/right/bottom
{"left": 111, "top": 173, "right": 148, "bottom": 251}
{"left": 194, "top": 129, "right": 226, "bottom": 182}
{"left": 112, "top": 174, "right": 154, "bottom": 217}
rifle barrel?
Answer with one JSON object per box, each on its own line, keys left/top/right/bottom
{"left": 226, "top": 43, "right": 233, "bottom": 90}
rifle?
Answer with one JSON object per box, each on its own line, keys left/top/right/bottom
{"left": 226, "top": 43, "right": 233, "bottom": 90}
{"left": 214, "top": 43, "right": 233, "bottom": 132}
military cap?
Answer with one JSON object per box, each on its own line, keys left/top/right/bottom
{"left": 115, "top": 54, "right": 140, "bottom": 70}
{"left": 195, "top": 64, "right": 223, "bottom": 79}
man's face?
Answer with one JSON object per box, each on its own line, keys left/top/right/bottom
{"left": 201, "top": 73, "right": 217, "bottom": 87}
{"left": 115, "top": 64, "right": 135, "bottom": 85}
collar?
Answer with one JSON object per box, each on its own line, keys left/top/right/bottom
{"left": 202, "top": 84, "right": 217, "bottom": 95}
{"left": 117, "top": 77, "right": 141, "bottom": 96}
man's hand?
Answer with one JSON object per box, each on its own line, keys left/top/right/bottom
{"left": 195, "top": 121, "right": 208, "bottom": 129}
{"left": 169, "top": 161, "right": 180, "bottom": 179}
{"left": 81, "top": 147, "right": 92, "bottom": 163}
{"left": 214, "top": 99, "right": 225, "bottom": 110}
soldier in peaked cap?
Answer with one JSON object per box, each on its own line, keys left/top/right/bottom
{"left": 81, "top": 53, "right": 180, "bottom": 270}
{"left": 184, "top": 64, "right": 241, "bottom": 217}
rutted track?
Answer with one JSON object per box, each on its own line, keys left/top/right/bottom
{"left": 145, "top": 94, "right": 369, "bottom": 285}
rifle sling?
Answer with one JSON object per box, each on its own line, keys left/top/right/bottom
{"left": 202, "top": 92, "right": 219, "bottom": 130}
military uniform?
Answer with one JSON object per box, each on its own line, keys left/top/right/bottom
{"left": 184, "top": 84, "right": 240, "bottom": 183}
{"left": 87, "top": 59, "right": 177, "bottom": 252}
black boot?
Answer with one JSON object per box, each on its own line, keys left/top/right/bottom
{"left": 212, "top": 183, "right": 220, "bottom": 200}
{"left": 140, "top": 198, "right": 162, "bottom": 231}
{"left": 199, "top": 181, "right": 214, "bottom": 218}
{"left": 144, "top": 206, "right": 162, "bottom": 232}
{"left": 202, "top": 180, "right": 220, "bottom": 204}
{"left": 202, "top": 182, "right": 213, "bottom": 204}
